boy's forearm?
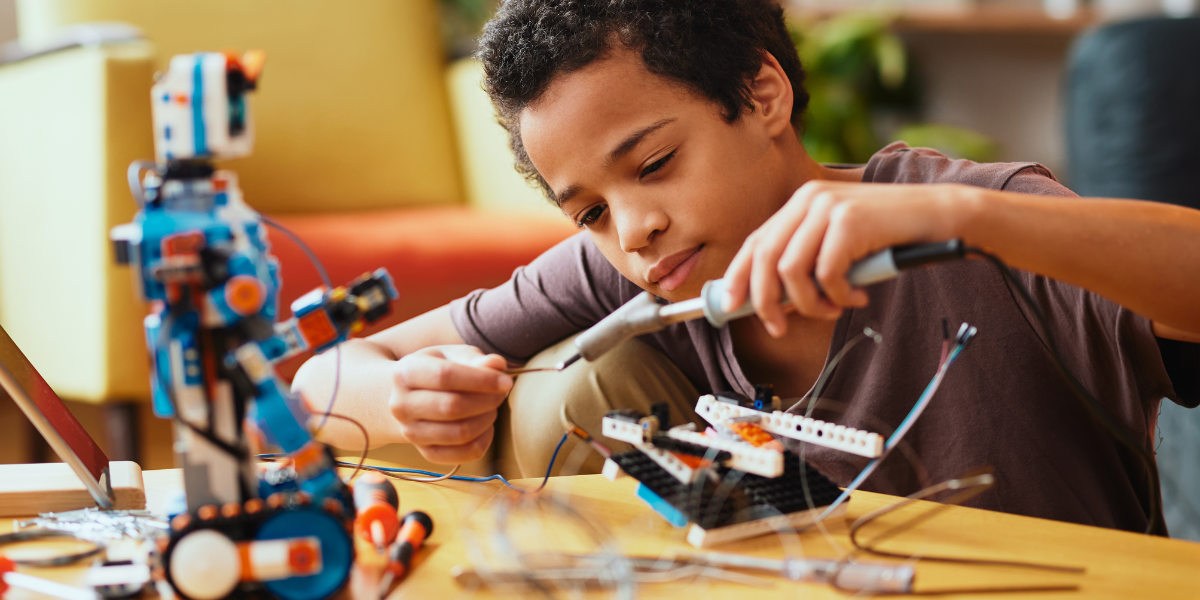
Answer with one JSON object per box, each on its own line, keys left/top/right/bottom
{"left": 293, "top": 338, "right": 408, "bottom": 449}
{"left": 292, "top": 305, "right": 471, "bottom": 450}
{"left": 961, "top": 190, "right": 1200, "bottom": 337}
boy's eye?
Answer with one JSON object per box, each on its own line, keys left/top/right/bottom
{"left": 640, "top": 150, "right": 676, "bottom": 179}
{"left": 576, "top": 204, "right": 607, "bottom": 228}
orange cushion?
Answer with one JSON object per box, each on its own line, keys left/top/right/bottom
{"left": 265, "top": 206, "right": 577, "bottom": 378}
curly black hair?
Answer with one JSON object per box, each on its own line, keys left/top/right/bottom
{"left": 478, "top": 0, "right": 808, "bottom": 200}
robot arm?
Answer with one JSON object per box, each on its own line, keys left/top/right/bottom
{"left": 226, "top": 270, "right": 398, "bottom": 503}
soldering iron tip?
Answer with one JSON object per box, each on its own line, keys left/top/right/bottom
{"left": 555, "top": 353, "right": 582, "bottom": 371}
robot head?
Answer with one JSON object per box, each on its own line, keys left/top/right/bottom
{"left": 151, "top": 50, "right": 266, "bottom": 162}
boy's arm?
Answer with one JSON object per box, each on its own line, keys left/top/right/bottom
{"left": 722, "top": 180, "right": 1200, "bottom": 341}
{"left": 292, "top": 305, "right": 514, "bottom": 464}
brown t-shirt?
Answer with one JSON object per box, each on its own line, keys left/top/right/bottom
{"left": 451, "top": 142, "right": 1187, "bottom": 533}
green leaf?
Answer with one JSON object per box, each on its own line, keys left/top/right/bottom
{"left": 891, "top": 123, "right": 999, "bottom": 163}
{"left": 874, "top": 34, "right": 906, "bottom": 89}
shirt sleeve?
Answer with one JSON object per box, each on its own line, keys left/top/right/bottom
{"left": 449, "top": 232, "right": 633, "bottom": 362}
{"left": 1001, "top": 165, "right": 1198, "bottom": 411}
{"left": 1002, "top": 165, "right": 1078, "bottom": 198}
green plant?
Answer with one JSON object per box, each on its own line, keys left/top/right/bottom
{"left": 440, "top": 0, "right": 499, "bottom": 59}
{"left": 791, "top": 14, "right": 996, "bottom": 164}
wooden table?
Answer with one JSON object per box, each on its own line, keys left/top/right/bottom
{"left": 5, "top": 468, "right": 1200, "bottom": 599}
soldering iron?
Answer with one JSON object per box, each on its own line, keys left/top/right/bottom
{"left": 509, "top": 239, "right": 964, "bottom": 372}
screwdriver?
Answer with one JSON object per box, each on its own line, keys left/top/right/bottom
{"left": 353, "top": 472, "right": 400, "bottom": 554}
{"left": 377, "top": 511, "right": 434, "bottom": 598}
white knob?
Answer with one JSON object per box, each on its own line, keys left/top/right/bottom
{"left": 170, "top": 530, "right": 241, "bottom": 600}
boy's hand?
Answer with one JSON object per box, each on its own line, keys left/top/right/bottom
{"left": 388, "top": 345, "right": 513, "bottom": 464}
{"left": 723, "top": 180, "right": 977, "bottom": 337}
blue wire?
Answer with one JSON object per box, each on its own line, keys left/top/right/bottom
{"left": 811, "top": 342, "right": 966, "bottom": 523}
{"left": 262, "top": 432, "right": 571, "bottom": 493}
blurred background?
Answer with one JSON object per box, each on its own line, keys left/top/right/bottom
{"left": 1, "top": 0, "right": 1198, "bottom": 538}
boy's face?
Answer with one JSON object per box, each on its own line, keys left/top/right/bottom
{"left": 519, "top": 46, "right": 796, "bottom": 302}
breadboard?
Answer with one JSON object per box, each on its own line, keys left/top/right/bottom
{"left": 0, "top": 461, "right": 145, "bottom": 517}
{"left": 696, "top": 394, "right": 883, "bottom": 458}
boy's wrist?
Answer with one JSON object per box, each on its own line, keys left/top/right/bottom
{"left": 942, "top": 184, "right": 994, "bottom": 251}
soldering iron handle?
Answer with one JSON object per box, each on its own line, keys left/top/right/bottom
{"left": 574, "top": 292, "right": 666, "bottom": 361}
{"left": 702, "top": 240, "right": 964, "bottom": 327}
{"left": 859, "top": 239, "right": 966, "bottom": 281}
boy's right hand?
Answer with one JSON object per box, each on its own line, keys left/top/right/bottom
{"left": 388, "top": 345, "right": 513, "bottom": 464}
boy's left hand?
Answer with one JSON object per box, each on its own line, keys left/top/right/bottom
{"left": 722, "top": 179, "right": 980, "bottom": 337}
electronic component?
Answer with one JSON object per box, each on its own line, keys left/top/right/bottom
{"left": 599, "top": 392, "right": 884, "bottom": 547}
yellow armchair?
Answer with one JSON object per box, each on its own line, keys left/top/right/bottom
{"left": 0, "top": 1, "right": 572, "bottom": 470}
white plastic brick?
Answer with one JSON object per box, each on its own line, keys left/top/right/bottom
{"left": 695, "top": 395, "right": 883, "bottom": 458}
{"left": 638, "top": 445, "right": 699, "bottom": 485}
{"left": 602, "top": 458, "right": 623, "bottom": 481}
{"left": 665, "top": 428, "right": 783, "bottom": 478}
{"left": 601, "top": 416, "right": 645, "bottom": 445}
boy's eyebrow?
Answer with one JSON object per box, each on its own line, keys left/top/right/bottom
{"left": 553, "top": 117, "right": 677, "bottom": 206}
{"left": 606, "top": 118, "right": 677, "bottom": 166}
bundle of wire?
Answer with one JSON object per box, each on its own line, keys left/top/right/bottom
{"left": 800, "top": 321, "right": 977, "bottom": 529}
{"left": 262, "top": 432, "right": 570, "bottom": 493}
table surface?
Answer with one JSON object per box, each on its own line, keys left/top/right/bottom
{"left": 5, "top": 467, "right": 1200, "bottom": 599}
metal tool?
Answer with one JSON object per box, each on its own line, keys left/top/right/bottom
{"left": 673, "top": 551, "right": 914, "bottom": 593}
{"left": 504, "top": 353, "right": 581, "bottom": 376}
{"left": 450, "top": 551, "right": 913, "bottom": 593}
{"left": 571, "top": 240, "right": 965, "bottom": 362}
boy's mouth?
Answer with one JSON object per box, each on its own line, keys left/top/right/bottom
{"left": 650, "top": 245, "right": 704, "bottom": 292}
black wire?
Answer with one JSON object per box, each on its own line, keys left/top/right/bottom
{"left": 966, "top": 247, "right": 1164, "bottom": 536}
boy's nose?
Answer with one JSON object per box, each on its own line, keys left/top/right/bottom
{"left": 617, "top": 205, "right": 670, "bottom": 253}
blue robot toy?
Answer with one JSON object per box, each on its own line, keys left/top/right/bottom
{"left": 111, "top": 50, "right": 398, "bottom": 600}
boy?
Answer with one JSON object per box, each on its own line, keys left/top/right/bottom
{"left": 295, "top": 0, "right": 1200, "bottom": 534}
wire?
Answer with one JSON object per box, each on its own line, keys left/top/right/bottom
{"left": 315, "top": 412, "right": 369, "bottom": 481}
{"left": 845, "top": 467, "right": 1085, "bottom": 574}
{"left": 259, "top": 216, "right": 342, "bottom": 433}
{"left": 318, "top": 432, "right": 570, "bottom": 493}
{"left": 793, "top": 329, "right": 972, "bottom": 533}
{"left": 259, "top": 216, "right": 333, "bottom": 289}
{"left": 967, "top": 247, "right": 1164, "bottom": 536}
{"left": 803, "top": 326, "right": 882, "bottom": 420}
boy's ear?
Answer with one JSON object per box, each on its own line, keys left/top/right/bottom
{"left": 749, "top": 51, "right": 794, "bottom": 138}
